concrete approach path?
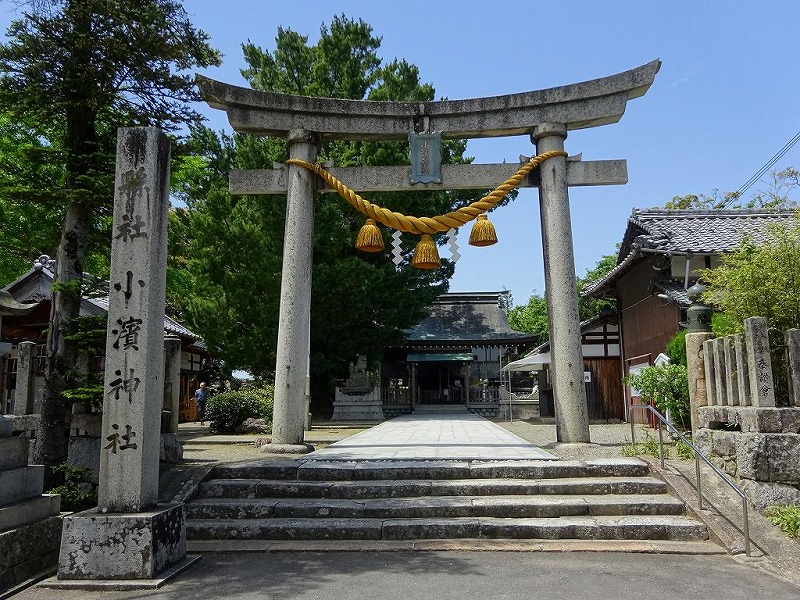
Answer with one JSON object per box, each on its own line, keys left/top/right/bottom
{"left": 304, "top": 413, "right": 557, "bottom": 460}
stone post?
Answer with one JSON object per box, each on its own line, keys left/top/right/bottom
{"left": 734, "top": 334, "right": 751, "bottom": 406}
{"left": 532, "top": 123, "right": 589, "bottom": 443}
{"left": 272, "top": 129, "right": 318, "bottom": 445}
{"left": 58, "top": 128, "right": 189, "bottom": 583}
{"left": 723, "top": 336, "right": 739, "bottom": 406}
{"left": 744, "top": 316, "right": 775, "bottom": 407}
{"left": 785, "top": 329, "right": 800, "bottom": 407}
{"left": 163, "top": 335, "right": 182, "bottom": 434}
{"left": 703, "top": 339, "right": 718, "bottom": 406}
{"left": 685, "top": 332, "right": 713, "bottom": 434}
{"left": 13, "top": 341, "right": 36, "bottom": 415}
{"left": 713, "top": 338, "right": 728, "bottom": 405}
{"left": 98, "top": 128, "right": 170, "bottom": 512}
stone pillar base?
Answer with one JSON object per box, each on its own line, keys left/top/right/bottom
{"left": 332, "top": 387, "right": 384, "bottom": 421}
{"left": 57, "top": 503, "right": 186, "bottom": 581}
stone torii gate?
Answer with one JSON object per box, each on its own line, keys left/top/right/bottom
{"left": 197, "top": 60, "right": 660, "bottom": 446}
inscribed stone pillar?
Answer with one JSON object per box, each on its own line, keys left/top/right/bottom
{"left": 163, "top": 335, "right": 182, "bottom": 433}
{"left": 272, "top": 130, "right": 318, "bottom": 445}
{"left": 723, "top": 336, "right": 739, "bottom": 406}
{"left": 685, "top": 332, "right": 713, "bottom": 435}
{"left": 734, "top": 334, "right": 751, "bottom": 406}
{"left": 785, "top": 329, "right": 800, "bottom": 407}
{"left": 532, "top": 123, "right": 589, "bottom": 443}
{"left": 98, "top": 128, "right": 170, "bottom": 512}
{"left": 703, "top": 339, "right": 718, "bottom": 406}
{"left": 744, "top": 317, "right": 775, "bottom": 407}
{"left": 13, "top": 341, "right": 35, "bottom": 415}
{"left": 713, "top": 338, "right": 728, "bottom": 406}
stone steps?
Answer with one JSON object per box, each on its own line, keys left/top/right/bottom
{"left": 185, "top": 457, "right": 709, "bottom": 544}
{"left": 197, "top": 476, "right": 670, "bottom": 499}
{"left": 208, "top": 458, "right": 651, "bottom": 481}
{"left": 187, "top": 515, "right": 708, "bottom": 542}
{"left": 186, "top": 494, "right": 685, "bottom": 520}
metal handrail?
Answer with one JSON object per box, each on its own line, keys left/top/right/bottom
{"left": 629, "top": 403, "right": 751, "bottom": 556}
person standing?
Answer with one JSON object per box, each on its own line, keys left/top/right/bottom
{"left": 194, "top": 382, "right": 209, "bottom": 425}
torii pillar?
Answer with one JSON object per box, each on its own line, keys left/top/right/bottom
{"left": 534, "top": 123, "right": 589, "bottom": 442}
{"left": 272, "top": 130, "right": 318, "bottom": 444}
{"left": 197, "top": 59, "right": 660, "bottom": 445}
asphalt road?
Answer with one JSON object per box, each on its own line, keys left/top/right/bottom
{"left": 15, "top": 551, "right": 800, "bottom": 600}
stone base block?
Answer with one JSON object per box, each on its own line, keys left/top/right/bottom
{"left": 332, "top": 387, "right": 384, "bottom": 421}
{"left": 0, "top": 436, "right": 28, "bottom": 470}
{"left": 0, "top": 494, "right": 60, "bottom": 531}
{"left": 0, "top": 515, "right": 63, "bottom": 593}
{"left": 740, "top": 479, "right": 800, "bottom": 511}
{"left": 0, "top": 465, "right": 44, "bottom": 505}
{"left": 331, "top": 401, "right": 384, "bottom": 421}
{"left": 497, "top": 401, "right": 540, "bottom": 420}
{"left": 698, "top": 406, "right": 800, "bottom": 433}
{"left": 160, "top": 433, "right": 184, "bottom": 463}
{"left": 58, "top": 503, "right": 186, "bottom": 580}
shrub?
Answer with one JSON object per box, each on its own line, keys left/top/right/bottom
{"left": 675, "top": 438, "right": 695, "bottom": 460}
{"left": 623, "top": 364, "right": 690, "bottom": 430}
{"left": 205, "top": 385, "right": 274, "bottom": 434}
{"left": 665, "top": 329, "right": 687, "bottom": 367}
{"left": 46, "top": 463, "right": 97, "bottom": 512}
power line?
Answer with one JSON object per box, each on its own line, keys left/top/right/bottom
{"left": 722, "top": 130, "right": 800, "bottom": 208}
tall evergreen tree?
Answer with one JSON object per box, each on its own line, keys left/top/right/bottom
{"left": 0, "top": 0, "right": 220, "bottom": 485}
{"left": 174, "top": 16, "right": 491, "bottom": 415}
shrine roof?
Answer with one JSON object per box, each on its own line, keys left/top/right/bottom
{"left": 405, "top": 292, "right": 536, "bottom": 346}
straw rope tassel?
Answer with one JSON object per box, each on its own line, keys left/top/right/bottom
{"left": 355, "top": 218, "right": 384, "bottom": 252}
{"left": 469, "top": 213, "right": 498, "bottom": 247}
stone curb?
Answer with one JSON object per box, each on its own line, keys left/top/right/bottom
{"left": 187, "top": 538, "right": 725, "bottom": 555}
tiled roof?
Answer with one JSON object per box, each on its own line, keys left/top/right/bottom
{"left": 585, "top": 208, "right": 796, "bottom": 297}
{"left": 650, "top": 279, "right": 691, "bottom": 308}
{"left": 619, "top": 208, "right": 795, "bottom": 257}
{"left": 3, "top": 267, "right": 203, "bottom": 344}
{"left": 89, "top": 296, "right": 202, "bottom": 343}
{"left": 406, "top": 292, "right": 535, "bottom": 344}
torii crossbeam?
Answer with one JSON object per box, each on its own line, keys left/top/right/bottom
{"left": 198, "top": 60, "right": 660, "bottom": 445}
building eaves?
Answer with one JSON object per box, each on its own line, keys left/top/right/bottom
{"left": 583, "top": 208, "right": 796, "bottom": 298}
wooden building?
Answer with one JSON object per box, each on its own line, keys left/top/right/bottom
{"left": 0, "top": 265, "right": 208, "bottom": 422}
{"left": 585, "top": 208, "right": 795, "bottom": 420}
{"left": 504, "top": 309, "right": 623, "bottom": 421}
{"left": 380, "top": 292, "right": 536, "bottom": 417}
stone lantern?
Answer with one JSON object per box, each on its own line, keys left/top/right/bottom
{"left": 686, "top": 282, "right": 712, "bottom": 333}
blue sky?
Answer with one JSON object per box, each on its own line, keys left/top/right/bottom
{"left": 3, "top": 1, "right": 799, "bottom": 305}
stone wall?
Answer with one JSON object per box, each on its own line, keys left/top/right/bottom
{"left": 0, "top": 415, "right": 62, "bottom": 593}
{"left": 689, "top": 317, "right": 800, "bottom": 509}
{"left": 695, "top": 406, "right": 800, "bottom": 509}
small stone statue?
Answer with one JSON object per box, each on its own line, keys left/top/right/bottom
{"left": 344, "top": 355, "right": 371, "bottom": 393}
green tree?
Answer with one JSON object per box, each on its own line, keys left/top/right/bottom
{"left": 701, "top": 219, "right": 800, "bottom": 336}
{"left": 0, "top": 0, "right": 220, "bottom": 485}
{"left": 701, "top": 219, "right": 800, "bottom": 403}
{"left": 507, "top": 293, "right": 549, "bottom": 342}
{"left": 0, "top": 114, "right": 65, "bottom": 285}
{"left": 665, "top": 166, "right": 798, "bottom": 210}
{"left": 174, "top": 16, "right": 484, "bottom": 414}
{"left": 508, "top": 253, "right": 618, "bottom": 340}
